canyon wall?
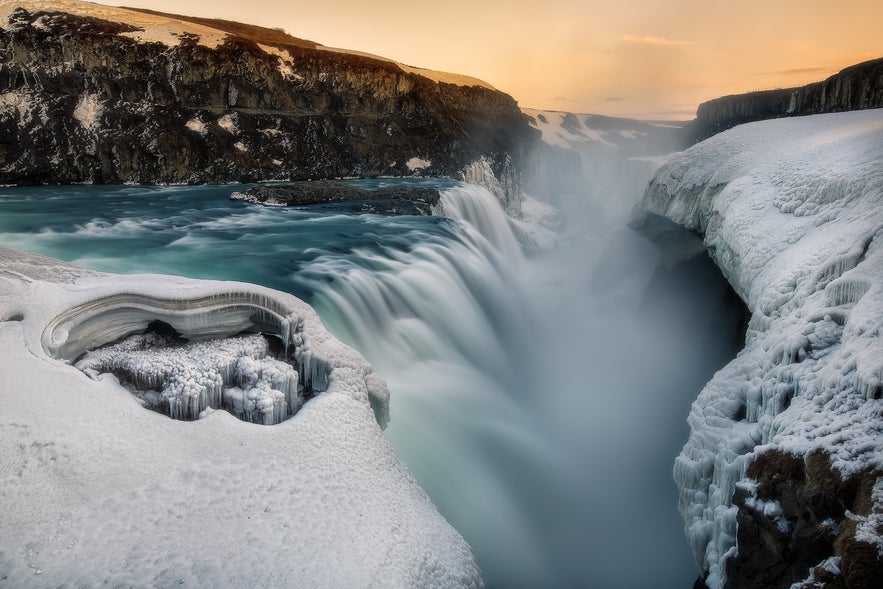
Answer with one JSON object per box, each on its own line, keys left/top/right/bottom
{"left": 692, "top": 58, "right": 883, "bottom": 141}
{"left": 0, "top": 3, "right": 536, "bottom": 210}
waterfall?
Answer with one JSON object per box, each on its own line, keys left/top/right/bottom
{"left": 0, "top": 181, "right": 745, "bottom": 588}
{"left": 296, "top": 184, "right": 560, "bottom": 587}
{"left": 300, "top": 182, "right": 744, "bottom": 589}
{"left": 434, "top": 184, "right": 524, "bottom": 263}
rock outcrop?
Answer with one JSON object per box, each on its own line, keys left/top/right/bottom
{"left": 0, "top": 1, "right": 536, "bottom": 210}
{"left": 231, "top": 180, "right": 440, "bottom": 215}
{"left": 692, "top": 57, "right": 883, "bottom": 141}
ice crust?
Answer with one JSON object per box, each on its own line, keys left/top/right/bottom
{"left": 641, "top": 109, "right": 883, "bottom": 587}
{"left": 0, "top": 247, "right": 481, "bottom": 587}
{"left": 77, "top": 333, "right": 301, "bottom": 425}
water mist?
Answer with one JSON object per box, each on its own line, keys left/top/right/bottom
{"left": 305, "top": 171, "right": 746, "bottom": 587}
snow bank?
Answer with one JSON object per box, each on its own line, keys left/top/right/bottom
{"left": 0, "top": 0, "right": 229, "bottom": 48}
{"left": 0, "top": 247, "right": 481, "bottom": 587}
{"left": 639, "top": 109, "right": 883, "bottom": 588}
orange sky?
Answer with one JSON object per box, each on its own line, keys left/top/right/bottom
{"left": 93, "top": 0, "right": 882, "bottom": 119}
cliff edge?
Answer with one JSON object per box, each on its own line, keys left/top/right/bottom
{"left": 638, "top": 109, "right": 883, "bottom": 589}
{"left": 0, "top": 0, "right": 536, "bottom": 210}
{"left": 692, "top": 57, "right": 883, "bottom": 141}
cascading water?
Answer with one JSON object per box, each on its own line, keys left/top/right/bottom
{"left": 0, "top": 179, "right": 745, "bottom": 588}
{"left": 297, "top": 182, "right": 746, "bottom": 589}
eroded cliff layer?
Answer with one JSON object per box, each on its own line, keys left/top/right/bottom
{"left": 0, "top": 1, "right": 535, "bottom": 209}
{"left": 638, "top": 109, "right": 883, "bottom": 589}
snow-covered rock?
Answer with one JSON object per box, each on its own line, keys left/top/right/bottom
{"left": 638, "top": 109, "right": 883, "bottom": 588}
{"left": 0, "top": 247, "right": 481, "bottom": 587}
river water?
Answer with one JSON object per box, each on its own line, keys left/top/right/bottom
{"left": 0, "top": 179, "right": 744, "bottom": 588}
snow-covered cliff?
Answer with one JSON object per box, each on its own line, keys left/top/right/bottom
{"left": 639, "top": 109, "right": 883, "bottom": 589}
{"left": 0, "top": 247, "right": 481, "bottom": 587}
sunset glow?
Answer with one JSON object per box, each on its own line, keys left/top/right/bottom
{"left": 91, "top": 0, "right": 883, "bottom": 119}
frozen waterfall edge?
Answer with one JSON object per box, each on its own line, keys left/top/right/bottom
{"left": 636, "top": 110, "right": 883, "bottom": 589}
{"left": 8, "top": 248, "right": 390, "bottom": 428}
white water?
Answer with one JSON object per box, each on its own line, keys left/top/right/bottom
{"left": 302, "top": 183, "right": 744, "bottom": 588}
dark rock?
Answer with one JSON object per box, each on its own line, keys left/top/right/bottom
{"left": 0, "top": 6, "right": 537, "bottom": 208}
{"left": 724, "top": 448, "right": 882, "bottom": 589}
{"left": 691, "top": 57, "right": 883, "bottom": 141}
{"left": 231, "top": 181, "right": 440, "bottom": 215}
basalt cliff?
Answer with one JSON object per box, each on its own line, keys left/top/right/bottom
{"left": 692, "top": 57, "right": 883, "bottom": 141}
{"left": 0, "top": 0, "right": 536, "bottom": 211}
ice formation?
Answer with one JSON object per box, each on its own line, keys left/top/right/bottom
{"left": 40, "top": 276, "right": 387, "bottom": 426}
{"left": 639, "top": 109, "right": 883, "bottom": 588}
{"left": 77, "top": 332, "right": 301, "bottom": 425}
{"left": 0, "top": 246, "right": 480, "bottom": 586}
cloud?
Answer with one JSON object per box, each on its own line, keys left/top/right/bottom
{"left": 762, "top": 66, "right": 831, "bottom": 76}
{"left": 603, "top": 96, "right": 624, "bottom": 102}
{"left": 622, "top": 34, "right": 692, "bottom": 46}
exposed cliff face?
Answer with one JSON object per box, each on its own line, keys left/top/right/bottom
{"left": 0, "top": 2, "right": 536, "bottom": 210}
{"left": 692, "top": 58, "right": 883, "bottom": 141}
{"left": 637, "top": 109, "right": 883, "bottom": 589}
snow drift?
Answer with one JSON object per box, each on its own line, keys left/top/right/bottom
{"left": 0, "top": 247, "right": 481, "bottom": 587}
{"left": 638, "top": 109, "right": 883, "bottom": 588}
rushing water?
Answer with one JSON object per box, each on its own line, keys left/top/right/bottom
{"left": 0, "top": 179, "right": 744, "bottom": 588}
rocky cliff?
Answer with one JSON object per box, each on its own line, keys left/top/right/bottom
{"left": 0, "top": 1, "right": 536, "bottom": 211}
{"left": 638, "top": 109, "right": 883, "bottom": 589}
{"left": 692, "top": 58, "right": 883, "bottom": 141}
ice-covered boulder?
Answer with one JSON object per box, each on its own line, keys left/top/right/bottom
{"left": 637, "top": 109, "right": 883, "bottom": 589}
{"left": 0, "top": 247, "right": 481, "bottom": 587}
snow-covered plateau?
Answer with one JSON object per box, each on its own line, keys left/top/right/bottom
{"left": 0, "top": 247, "right": 481, "bottom": 587}
{"left": 639, "top": 109, "right": 883, "bottom": 588}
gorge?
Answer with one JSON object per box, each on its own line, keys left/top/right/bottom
{"left": 1, "top": 1, "right": 882, "bottom": 588}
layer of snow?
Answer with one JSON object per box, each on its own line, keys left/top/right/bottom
{"left": 640, "top": 109, "right": 883, "bottom": 588}
{"left": 406, "top": 156, "right": 431, "bottom": 171}
{"left": 72, "top": 93, "right": 102, "bottom": 131}
{"left": 1, "top": 0, "right": 494, "bottom": 90}
{"left": 0, "top": 247, "right": 481, "bottom": 587}
{"left": 217, "top": 113, "right": 238, "bottom": 134}
{"left": 0, "top": 0, "right": 229, "bottom": 48}
{"left": 185, "top": 117, "right": 207, "bottom": 135}
{"left": 523, "top": 108, "right": 616, "bottom": 150}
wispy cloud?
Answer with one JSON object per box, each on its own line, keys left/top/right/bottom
{"left": 623, "top": 34, "right": 692, "bottom": 47}
{"left": 763, "top": 66, "right": 830, "bottom": 76}
{"left": 603, "top": 96, "right": 623, "bottom": 102}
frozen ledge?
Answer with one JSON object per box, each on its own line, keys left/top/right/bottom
{"left": 39, "top": 275, "right": 388, "bottom": 428}
{"left": 637, "top": 109, "right": 883, "bottom": 589}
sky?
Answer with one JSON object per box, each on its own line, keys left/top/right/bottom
{"left": 92, "top": 0, "right": 883, "bottom": 119}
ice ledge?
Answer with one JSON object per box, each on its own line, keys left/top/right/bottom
{"left": 636, "top": 110, "right": 883, "bottom": 588}
{"left": 6, "top": 249, "right": 389, "bottom": 428}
